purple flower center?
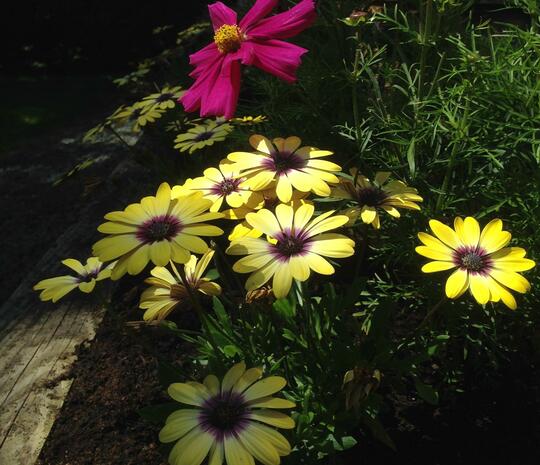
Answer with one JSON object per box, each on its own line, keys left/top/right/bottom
{"left": 199, "top": 392, "right": 249, "bottom": 438}
{"left": 357, "top": 186, "right": 387, "bottom": 207}
{"left": 213, "top": 177, "right": 241, "bottom": 196}
{"left": 136, "top": 215, "right": 181, "bottom": 244}
{"left": 155, "top": 92, "right": 173, "bottom": 102}
{"left": 272, "top": 231, "right": 309, "bottom": 260}
{"left": 194, "top": 131, "right": 213, "bottom": 141}
{"left": 453, "top": 246, "right": 492, "bottom": 274}
{"left": 77, "top": 269, "right": 100, "bottom": 283}
{"left": 263, "top": 150, "right": 306, "bottom": 175}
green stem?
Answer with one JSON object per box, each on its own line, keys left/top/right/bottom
{"left": 351, "top": 31, "right": 364, "bottom": 161}
{"left": 436, "top": 97, "right": 471, "bottom": 210}
{"left": 178, "top": 267, "right": 223, "bottom": 363}
{"left": 417, "top": 0, "right": 434, "bottom": 101}
{"left": 416, "top": 296, "right": 447, "bottom": 331}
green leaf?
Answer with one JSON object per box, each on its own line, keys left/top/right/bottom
{"left": 223, "top": 344, "right": 242, "bottom": 357}
{"left": 407, "top": 137, "right": 416, "bottom": 176}
{"left": 330, "top": 434, "right": 358, "bottom": 451}
{"left": 414, "top": 379, "right": 439, "bottom": 405}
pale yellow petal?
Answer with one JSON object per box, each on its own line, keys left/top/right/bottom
{"left": 224, "top": 435, "right": 254, "bottom": 465}
{"left": 444, "top": 268, "right": 469, "bottom": 299}
{"left": 150, "top": 241, "right": 171, "bottom": 266}
{"left": 272, "top": 263, "right": 293, "bottom": 298}
{"left": 249, "top": 410, "right": 295, "bottom": 429}
{"left": 244, "top": 376, "right": 287, "bottom": 402}
{"left": 309, "top": 234, "right": 355, "bottom": 258}
{"left": 245, "top": 209, "right": 282, "bottom": 237}
{"left": 168, "top": 382, "right": 210, "bottom": 406}
{"left": 275, "top": 204, "right": 294, "bottom": 231}
{"left": 469, "top": 274, "right": 491, "bottom": 305}
{"left": 222, "top": 362, "right": 246, "bottom": 393}
{"left": 415, "top": 246, "right": 455, "bottom": 261}
{"left": 490, "top": 269, "right": 531, "bottom": 293}
{"left": 275, "top": 175, "right": 293, "bottom": 203}
{"left": 304, "top": 253, "right": 335, "bottom": 275}
{"left": 127, "top": 245, "right": 150, "bottom": 275}
{"left": 421, "top": 261, "right": 456, "bottom": 273}
{"left": 238, "top": 428, "right": 280, "bottom": 465}
{"left": 289, "top": 256, "right": 310, "bottom": 281}
{"left": 61, "top": 258, "right": 85, "bottom": 275}
{"left": 429, "top": 220, "right": 462, "bottom": 249}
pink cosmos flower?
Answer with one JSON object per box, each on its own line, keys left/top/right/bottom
{"left": 180, "top": 0, "right": 316, "bottom": 119}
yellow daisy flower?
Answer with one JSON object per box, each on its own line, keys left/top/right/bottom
{"left": 33, "top": 257, "right": 112, "bottom": 302}
{"left": 111, "top": 104, "right": 166, "bottom": 132}
{"left": 93, "top": 183, "right": 223, "bottom": 280}
{"left": 160, "top": 361, "right": 295, "bottom": 465}
{"left": 227, "top": 203, "right": 355, "bottom": 299}
{"left": 139, "top": 250, "right": 221, "bottom": 321}
{"left": 333, "top": 169, "right": 423, "bottom": 229}
{"left": 225, "top": 189, "right": 310, "bottom": 241}
{"left": 416, "top": 217, "right": 535, "bottom": 310}
{"left": 227, "top": 135, "right": 341, "bottom": 203}
{"left": 135, "top": 85, "right": 184, "bottom": 111}
{"left": 230, "top": 115, "right": 268, "bottom": 126}
{"left": 174, "top": 120, "right": 233, "bottom": 154}
{"left": 171, "top": 161, "right": 263, "bottom": 213}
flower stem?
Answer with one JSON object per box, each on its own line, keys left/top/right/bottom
{"left": 351, "top": 31, "right": 364, "bottom": 162}
{"left": 417, "top": 296, "right": 447, "bottom": 331}
{"left": 177, "top": 267, "right": 223, "bottom": 363}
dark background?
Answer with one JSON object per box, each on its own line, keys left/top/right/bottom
{"left": 2, "top": 0, "right": 209, "bottom": 75}
{"left": 0, "top": 0, "right": 209, "bottom": 152}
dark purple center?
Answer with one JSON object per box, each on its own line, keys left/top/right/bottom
{"left": 77, "top": 269, "right": 99, "bottom": 283}
{"left": 199, "top": 392, "right": 249, "bottom": 438}
{"left": 136, "top": 215, "right": 181, "bottom": 244}
{"left": 213, "top": 177, "right": 241, "bottom": 196}
{"left": 357, "top": 186, "right": 387, "bottom": 207}
{"left": 453, "top": 246, "right": 492, "bottom": 274}
{"left": 272, "top": 230, "right": 309, "bottom": 260}
{"left": 195, "top": 131, "right": 213, "bottom": 141}
{"left": 262, "top": 150, "right": 306, "bottom": 175}
{"left": 155, "top": 92, "right": 173, "bottom": 102}
{"left": 130, "top": 108, "right": 142, "bottom": 120}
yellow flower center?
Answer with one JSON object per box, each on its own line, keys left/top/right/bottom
{"left": 214, "top": 24, "right": 243, "bottom": 53}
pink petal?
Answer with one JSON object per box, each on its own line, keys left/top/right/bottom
{"left": 208, "top": 1, "right": 238, "bottom": 30}
{"left": 200, "top": 55, "right": 241, "bottom": 119}
{"left": 180, "top": 54, "right": 227, "bottom": 114}
{"left": 247, "top": 0, "right": 316, "bottom": 40}
{"left": 239, "top": 0, "right": 278, "bottom": 30}
{"left": 242, "top": 40, "right": 308, "bottom": 83}
{"left": 189, "top": 43, "right": 220, "bottom": 70}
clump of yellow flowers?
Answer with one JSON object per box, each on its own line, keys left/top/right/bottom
{"left": 35, "top": 133, "right": 535, "bottom": 313}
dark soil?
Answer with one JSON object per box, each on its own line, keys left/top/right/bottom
{"left": 37, "top": 282, "right": 540, "bottom": 465}
{"left": 37, "top": 279, "right": 194, "bottom": 465}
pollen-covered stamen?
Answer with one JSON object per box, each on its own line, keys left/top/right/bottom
{"left": 263, "top": 151, "right": 306, "bottom": 175}
{"left": 216, "top": 177, "right": 241, "bottom": 196}
{"left": 454, "top": 247, "right": 492, "bottom": 274}
{"left": 461, "top": 253, "right": 485, "bottom": 271}
{"left": 356, "top": 186, "right": 387, "bottom": 207}
{"left": 214, "top": 24, "right": 243, "bottom": 53}
{"left": 199, "top": 393, "right": 249, "bottom": 437}
{"left": 137, "top": 215, "right": 182, "bottom": 244}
